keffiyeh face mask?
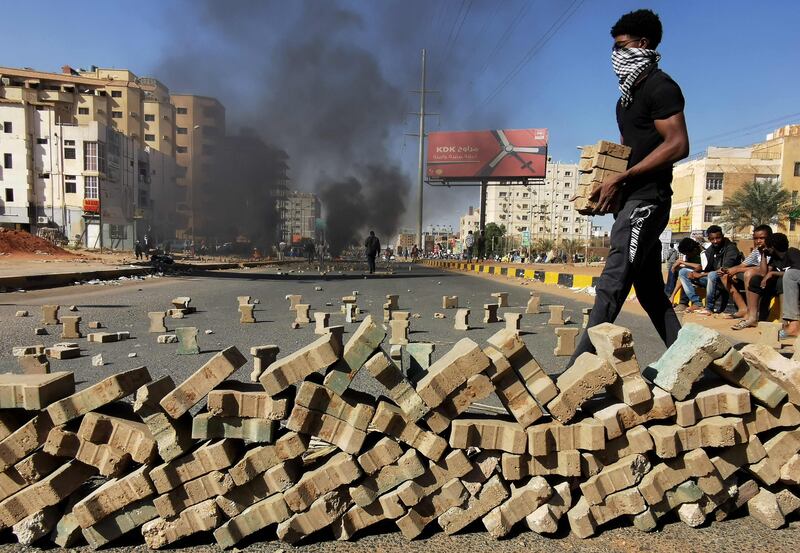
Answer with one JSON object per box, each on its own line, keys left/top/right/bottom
{"left": 612, "top": 47, "right": 661, "bottom": 107}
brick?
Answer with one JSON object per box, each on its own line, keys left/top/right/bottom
{"left": 675, "top": 384, "right": 751, "bottom": 427}
{"left": 396, "top": 478, "right": 468, "bottom": 539}
{"left": 483, "top": 476, "right": 551, "bottom": 538}
{"left": 349, "top": 449, "right": 424, "bottom": 507}
{"left": 357, "top": 436, "right": 403, "bottom": 474}
{"left": 295, "top": 380, "right": 374, "bottom": 430}
{"left": 389, "top": 319, "right": 410, "bottom": 345}
{"left": 60, "top": 315, "right": 82, "bottom": 339}
{"left": 46, "top": 367, "right": 151, "bottom": 426}
{"left": 598, "top": 426, "right": 654, "bottom": 464}
{"left": 749, "top": 429, "right": 800, "bottom": 485}
{"left": 712, "top": 436, "right": 767, "bottom": 479}
{"left": 483, "top": 347, "right": 543, "bottom": 427}
{"left": 442, "top": 295, "right": 458, "bottom": 309}
{"left": 741, "top": 343, "right": 800, "bottom": 404}
{"left": 528, "top": 417, "right": 605, "bottom": 455}
{"left": 81, "top": 499, "right": 158, "bottom": 549}
{"left": 150, "top": 439, "right": 240, "bottom": 494}
{"left": 229, "top": 432, "right": 308, "bottom": 486}
{"left": 757, "top": 321, "right": 782, "bottom": 348}
{"left": 174, "top": 327, "right": 200, "bottom": 354}
{"left": 216, "top": 461, "right": 300, "bottom": 518}
{"left": 633, "top": 480, "right": 704, "bottom": 531}
{"left": 743, "top": 402, "right": 800, "bottom": 434}
{"left": 461, "top": 451, "right": 502, "bottom": 495}
{"left": 44, "top": 427, "right": 131, "bottom": 477}
{"left": 142, "top": 497, "right": 220, "bottom": 549}
{"left": 13, "top": 450, "right": 58, "bottom": 484}
{"left": 643, "top": 323, "right": 730, "bottom": 400}
{"left": 160, "top": 347, "right": 247, "bottom": 419}
{"left": 276, "top": 489, "right": 351, "bottom": 544}
{"left": 649, "top": 416, "right": 746, "bottom": 458}
{"left": 591, "top": 386, "right": 677, "bottom": 439}
{"left": 580, "top": 453, "right": 651, "bottom": 505}
{"left": 490, "top": 292, "right": 509, "bottom": 307}
{"left": 525, "top": 294, "right": 541, "bottom": 314}
{"left": 0, "top": 372, "right": 74, "bottom": 410}
{"left": 638, "top": 449, "right": 715, "bottom": 504}
{"left": 748, "top": 489, "right": 785, "bottom": 529}
{"left": 775, "top": 488, "right": 800, "bottom": 515}
{"left": 41, "top": 305, "right": 59, "bottom": 325}
{"left": 0, "top": 460, "right": 95, "bottom": 528}
{"left": 363, "top": 351, "right": 427, "bottom": 421}
{"left": 133, "top": 377, "right": 193, "bottom": 463}
{"left": 261, "top": 334, "right": 341, "bottom": 396}
{"left": 322, "top": 315, "right": 386, "bottom": 396}
{"left": 449, "top": 418, "right": 526, "bottom": 454}
{"left": 13, "top": 504, "right": 60, "bottom": 545}
{"left": 395, "top": 449, "right": 472, "bottom": 506}
{"left": 249, "top": 345, "right": 280, "bottom": 382}
{"left": 780, "top": 453, "right": 800, "bottom": 484}
{"left": 313, "top": 312, "right": 330, "bottom": 335}
{"left": 285, "top": 404, "right": 366, "bottom": 454}
{"left": 483, "top": 303, "right": 500, "bottom": 324}
{"left": 438, "top": 474, "right": 508, "bottom": 535}
{"left": 501, "top": 450, "right": 582, "bottom": 479}
{"left": 407, "top": 342, "right": 435, "bottom": 383}
{"left": 72, "top": 465, "right": 156, "bottom": 529}
{"left": 18, "top": 354, "right": 50, "bottom": 375}
{"left": 238, "top": 303, "right": 256, "bottom": 323}
{"left": 425, "top": 374, "right": 494, "bottom": 434}
{"left": 153, "top": 470, "right": 233, "bottom": 518}
{"left": 86, "top": 331, "right": 131, "bottom": 343}
{"left": 588, "top": 322, "right": 652, "bottom": 406}
{"left": 192, "top": 413, "right": 276, "bottom": 442}
{"left": 0, "top": 412, "right": 26, "bottom": 444}
{"left": 0, "top": 414, "right": 54, "bottom": 472}
{"left": 207, "top": 381, "right": 290, "bottom": 420}
{"left": 554, "top": 327, "right": 579, "bottom": 356}
{"left": 333, "top": 489, "right": 405, "bottom": 540}
{"left": 283, "top": 451, "right": 361, "bottom": 512}
{"left": 371, "top": 401, "right": 447, "bottom": 461}
{"left": 78, "top": 412, "right": 157, "bottom": 464}
{"left": 286, "top": 294, "right": 302, "bottom": 311}
{"left": 548, "top": 353, "right": 617, "bottom": 423}
{"left": 44, "top": 343, "right": 80, "bottom": 359}
{"left": 454, "top": 308, "right": 470, "bottom": 330}
{"left": 148, "top": 311, "right": 168, "bottom": 333}
{"left": 504, "top": 312, "right": 522, "bottom": 334}
{"left": 214, "top": 493, "right": 291, "bottom": 549}
{"left": 675, "top": 502, "right": 705, "bottom": 527}
{"left": 574, "top": 488, "right": 647, "bottom": 538}
{"left": 581, "top": 452, "right": 604, "bottom": 477}
{"left": 526, "top": 481, "right": 571, "bottom": 534}
{"left": 416, "top": 338, "right": 490, "bottom": 410}
{"left": 547, "top": 305, "right": 565, "bottom": 325}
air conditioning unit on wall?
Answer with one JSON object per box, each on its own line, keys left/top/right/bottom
{"left": 37, "top": 216, "right": 49, "bottom": 224}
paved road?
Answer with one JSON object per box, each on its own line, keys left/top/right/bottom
{"left": 1, "top": 263, "right": 796, "bottom": 552}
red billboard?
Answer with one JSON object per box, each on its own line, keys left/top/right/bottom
{"left": 427, "top": 128, "right": 548, "bottom": 180}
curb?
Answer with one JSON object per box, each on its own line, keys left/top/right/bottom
{"left": 421, "top": 260, "right": 601, "bottom": 289}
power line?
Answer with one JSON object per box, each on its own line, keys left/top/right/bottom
{"left": 475, "top": 0, "right": 535, "bottom": 80}
{"left": 437, "top": 0, "right": 473, "bottom": 75}
{"left": 691, "top": 111, "right": 800, "bottom": 145}
{"left": 468, "top": 0, "right": 585, "bottom": 119}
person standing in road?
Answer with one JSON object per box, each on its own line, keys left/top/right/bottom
{"left": 464, "top": 231, "right": 475, "bottom": 261}
{"left": 476, "top": 230, "right": 486, "bottom": 260}
{"left": 365, "top": 230, "right": 381, "bottom": 274}
{"left": 134, "top": 240, "right": 143, "bottom": 260}
{"left": 569, "top": 9, "right": 689, "bottom": 367}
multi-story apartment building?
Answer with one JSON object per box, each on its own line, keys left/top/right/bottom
{"left": 483, "top": 162, "right": 589, "bottom": 246}
{"left": 0, "top": 65, "right": 181, "bottom": 247}
{"left": 459, "top": 206, "right": 480, "bottom": 241}
{"left": 283, "top": 191, "right": 320, "bottom": 244}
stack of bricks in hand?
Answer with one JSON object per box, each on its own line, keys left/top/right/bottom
{"left": 574, "top": 140, "right": 632, "bottom": 215}
{"left": 5, "top": 316, "right": 800, "bottom": 549}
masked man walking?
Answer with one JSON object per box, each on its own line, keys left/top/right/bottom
{"left": 569, "top": 9, "right": 690, "bottom": 367}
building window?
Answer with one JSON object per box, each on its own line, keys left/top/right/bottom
{"left": 754, "top": 174, "right": 779, "bottom": 184}
{"left": 109, "top": 224, "right": 127, "bottom": 239}
{"left": 564, "top": 171, "right": 572, "bottom": 176}
{"left": 176, "top": 146, "right": 188, "bottom": 154}
{"left": 3, "top": 153, "right": 11, "bottom": 168}
{"left": 144, "top": 114, "right": 155, "bottom": 122}
{"left": 704, "top": 206, "right": 722, "bottom": 223}
{"left": 111, "top": 111, "right": 123, "bottom": 119}
{"left": 706, "top": 172, "right": 723, "bottom": 190}
{"left": 64, "top": 146, "right": 76, "bottom": 159}
{"left": 83, "top": 142, "right": 106, "bottom": 172}
{"left": 793, "top": 191, "right": 798, "bottom": 204}
{"left": 176, "top": 107, "right": 188, "bottom": 115}
{"left": 111, "top": 90, "right": 122, "bottom": 98}
{"left": 145, "top": 134, "right": 156, "bottom": 142}
{"left": 65, "top": 175, "right": 76, "bottom": 194}
{"left": 795, "top": 162, "right": 800, "bottom": 177}
{"left": 84, "top": 176, "right": 99, "bottom": 199}
{"left": 176, "top": 127, "right": 187, "bottom": 135}
{"left": 3, "top": 122, "right": 11, "bottom": 133}
{"left": 65, "top": 140, "right": 75, "bottom": 145}
{"left": 36, "top": 138, "right": 48, "bottom": 145}
{"left": 78, "top": 107, "right": 89, "bottom": 115}
{"left": 791, "top": 219, "right": 797, "bottom": 232}
{"left": 4, "top": 188, "right": 12, "bottom": 202}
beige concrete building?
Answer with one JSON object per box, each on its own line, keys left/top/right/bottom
{"left": 483, "top": 162, "right": 589, "bottom": 246}
{"left": 459, "top": 206, "right": 480, "bottom": 241}
{"left": 670, "top": 124, "right": 800, "bottom": 242}
{"left": 283, "top": 190, "right": 320, "bottom": 244}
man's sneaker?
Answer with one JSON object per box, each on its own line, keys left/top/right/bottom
{"left": 673, "top": 304, "right": 688, "bottom": 313}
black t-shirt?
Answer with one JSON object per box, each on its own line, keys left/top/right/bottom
{"left": 616, "top": 68, "right": 685, "bottom": 204}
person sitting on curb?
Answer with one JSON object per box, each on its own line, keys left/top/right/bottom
{"left": 666, "top": 237, "right": 703, "bottom": 310}
{"left": 719, "top": 224, "right": 773, "bottom": 321}
{"left": 779, "top": 242, "right": 800, "bottom": 339}
{"left": 678, "top": 225, "right": 741, "bottom": 315}
{"left": 732, "top": 232, "right": 788, "bottom": 330}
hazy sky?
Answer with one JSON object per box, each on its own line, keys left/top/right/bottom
{"left": 4, "top": 0, "right": 799, "bottom": 231}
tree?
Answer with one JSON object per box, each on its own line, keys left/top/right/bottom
{"left": 719, "top": 179, "right": 793, "bottom": 233}
{"left": 535, "top": 238, "right": 555, "bottom": 254}
{"left": 483, "top": 223, "right": 505, "bottom": 257}
{"left": 561, "top": 238, "right": 585, "bottom": 261}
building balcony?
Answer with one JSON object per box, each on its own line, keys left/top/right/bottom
{"left": 39, "top": 89, "right": 74, "bottom": 103}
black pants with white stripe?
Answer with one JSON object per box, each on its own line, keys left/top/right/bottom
{"left": 569, "top": 198, "right": 681, "bottom": 366}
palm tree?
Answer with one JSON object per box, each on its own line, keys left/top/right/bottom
{"left": 718, "top": 179, "right": 793, "bottom": 233}
{"left": 561, "top": 238, "right": 585, "bottom": 262}
{"left": 535, "top": 238, "right": 554, "bottom": 253}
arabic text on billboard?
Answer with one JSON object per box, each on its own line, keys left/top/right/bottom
{"left": 427, "top": 129, "right": 548, "bottom": 180}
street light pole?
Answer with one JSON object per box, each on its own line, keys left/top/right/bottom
{"left": 191, "top": 124, "right": 200, "bottom": 256}
{"left": 416, "top": 49, "right": 426, "bottom": 251}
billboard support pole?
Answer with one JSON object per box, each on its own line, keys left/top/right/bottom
{"left": 416, "top": 49, "right": 426, "bottom": 249}
{"left": 479, "top": 180, "right": 487, "bottom": 231}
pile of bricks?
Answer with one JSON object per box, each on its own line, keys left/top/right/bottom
{"left": 573, "top": 140, "right": 632, "bottom": 215}
{"left": 4, "top": 317, "right": 800, "bottom": 548}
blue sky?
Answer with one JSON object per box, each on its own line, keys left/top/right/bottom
{"left": 3, "top": 0, "right": 799, "bottom": 230}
